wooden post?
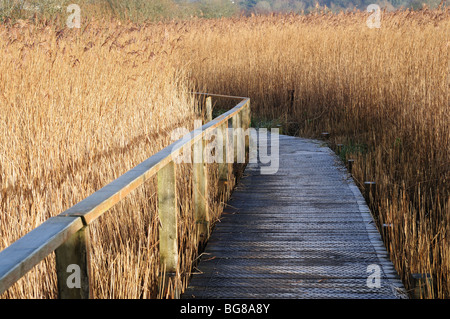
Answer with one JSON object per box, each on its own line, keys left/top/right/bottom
{"left": 243, "top": 102, "right": 251, "bottom": 159}
{"left": 232, "top": 113, "right": 239, "bottom": 163}
{"left": 206, "top": 96, "right": 212, "bottom": 123}
{"left": 410, "top": 273, "right": 433, "bottom": 299}
{"left": 232, "top": 113, "right": 244, "bottom": 164}
{"left": 336, "top": 144, "right": 343, "bottom": 155}
{"left": 226, "top": 119, "right": 234, "bottom": 190}
{"left": 364, "top": 181, "right": 376, "bottom": 201}
{"left": 193, "top": 136, "right": 209, "bottom": 246}
{"left": 157, "top": 161, "right": 179, "bottom": 298}
{"left": 382, "top": 223, "right": 392, "bottom": 241}
{"left": 218, "top": 121, "right": 231, "bottom": 201}
{"left": 246, "top": 101, "right": 251, "bottom": 129}
{"left": 226, "top": 119, "right": 233, "bottom": 164}
{"left": 218, "top": 122, "right": 229, "bottom": 181}
{"left": 158, "top": 161, "right": 178, "bottom": 273}
{"left": 348, "top": 159, "right": 354, "bottom": 174}
{"left": 55, "top": 225, "right": 92, "bottom": 299}
{"left": 289, "top": 89, "right": 295, "bottom": 110}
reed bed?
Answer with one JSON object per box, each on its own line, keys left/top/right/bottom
{"left": 0, "top": 19, "right": 229, "bottom": 298}
{"left": 1, "top": 7, "right": 448, "bottom": 299}
{"left": 179, "top": 9, "right": 449, "bottom": 298}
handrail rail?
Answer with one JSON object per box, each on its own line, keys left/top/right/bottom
{"left": 0, "top": 93, "right": 251, "bottom": 298}
{"left": 192, "top": 92, "right": 249, "bottom": 100}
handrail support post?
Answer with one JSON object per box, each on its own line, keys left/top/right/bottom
{"left": 157, "top": 160, "right": 179, "bottom": 298}
{"left": 55, "top": 225, "right": 92, "bottom": 299}
{"left": 193, "top": 136, "right": 210, "bottom": 248}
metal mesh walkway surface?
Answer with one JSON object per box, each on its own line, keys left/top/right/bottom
{"left": 182, "top": 134, "right": 407, "bottom": 299}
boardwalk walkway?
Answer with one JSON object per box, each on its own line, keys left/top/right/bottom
{"left": 183, "top": 133, "right": 406, "bottom": 299}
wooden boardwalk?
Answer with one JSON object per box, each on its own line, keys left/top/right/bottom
{"left": 183, "top": 133, "right": 406, "bottom": 299}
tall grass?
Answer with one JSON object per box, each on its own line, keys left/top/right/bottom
{"left": 0, "top": 19, "right": 224, "bottom": 298}
{"left": 0, "top": 7, "right": 448, "bottom": 299}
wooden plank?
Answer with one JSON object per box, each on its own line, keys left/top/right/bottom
{"left": 0, "top": 216, "right": 84, "bottom": 295}
{"left": 55, "top": 225, "right": 92, "bottom": 299}
{"left": 183, "top": 133, "right": 407, "bottom": 299}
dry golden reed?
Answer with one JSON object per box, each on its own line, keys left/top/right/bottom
{"left": 0, "top": 19, "right": 219, "bottom": 298}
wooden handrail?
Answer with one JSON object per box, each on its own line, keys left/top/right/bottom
{"left": 0, "top": 93, "right": 251, "bottom": 298}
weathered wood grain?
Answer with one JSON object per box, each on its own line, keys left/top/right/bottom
{"left": 55, "top": 225, "right": 92, "bottom": 299}
{"left": 158, "top": 161, "right": 179, "bottom": 274}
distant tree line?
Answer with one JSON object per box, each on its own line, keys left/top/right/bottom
{"left": 0, "top": 0, "right": 446, "bottom": 23}
{"left": 184, "top": 0, "right": 444, "bottom": 16}
{"left": 235, "top": 0, "right": 444, "bottom": 14}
